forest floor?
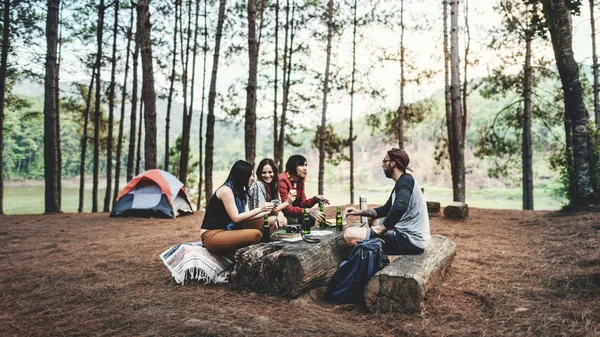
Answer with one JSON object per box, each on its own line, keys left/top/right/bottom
{"left": 1, "top": 206, "right": 599, "bottom": 337}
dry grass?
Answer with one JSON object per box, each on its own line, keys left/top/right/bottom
{"left": 0, "top": 206, "right": 599, "bottom": 336}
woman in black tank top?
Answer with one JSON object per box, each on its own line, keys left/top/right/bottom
{"left": 200, "top": 160, "right": 275, "bottom": 254}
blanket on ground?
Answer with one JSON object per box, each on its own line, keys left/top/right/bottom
{"left": 160, "top": 241, "right": 234, "bottom": 285}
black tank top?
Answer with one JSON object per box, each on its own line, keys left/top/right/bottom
{"left": 201, "top": 187, "right": 233, "bottom": 230}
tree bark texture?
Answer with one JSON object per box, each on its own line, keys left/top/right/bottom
{"left": 542, "top": 0, "right": 595, "bottom": 204}
{"left": 443, "top": 0, "right": 453, "bottom": 170}
{"left": 231, "top": 232, "right": 349, "bottom": 298}
{"left": 78, "top": 67, "right": 96, "bottom": 213}
{"left": 205, "top": 0, "right": 226, "bottom": 203}
{"left": 245, "top": 0, "right": 258, "bottom": 166}
{"left": 591, "top": 0, "right": 600, "bottom": 128}
{"left": 55, "top": 2, "right": 63, "bottom": 210}
{"left": 397, "top": 0, "right": 405, "bottom": 149}
{"left": 349, "top": 0, "right": 357, "bottom": 205}
{"left": 127, "top": 35, "right": 140, "bottom": 182}
{"left": 92, "top": 0, "right": 105, "bottom": 212}
{"left": 273, "top": 0, "right": 280, "bottom": 166}
{"left": 364, "top": 235, "right": 456, "bottom": 314}
{"left": 318, "top": 0, "right": 333, "bottom": 196}
{"left": 450, "top": 0, "right": 465, "bottom": 203}
{"left": 104, "top": 0, "right": 119, "bottom": 212}
{"left": 522, "top": 29, "right": 534, "bottom": 210}
{"left": 443, "top": 201, "right": 469, "bottom": 220}
{"left": 114, "top": 7, "right": 134, "bottom": 202}
{"left": 278, "top": 0, "right": 294, "bottom": 170}
{"left": 178, "top": 0, "right": 192, "bottom": 184}
{"left": 0, "top": 0, "right": 10, "bottom": 214}
{"left": 197, "top": 0, "right": 208, "bottom": 209}
{"left": 461, "top": 0, "right": 469, "bottom": 145}
{"left": 164, "top": 0, "right": 179, "bottom": 172}
{"left": 136, "top": 97, "right": 144, "bottom": 175}
{"left": 44, "top": 0, "right": 61, "bottom": 214}
{"left": 137, "top": 0, "right": 157, "bottom": 170}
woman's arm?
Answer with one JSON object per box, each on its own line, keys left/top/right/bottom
{"left": 218, "top": 186, "right": 272, "bottom": 223}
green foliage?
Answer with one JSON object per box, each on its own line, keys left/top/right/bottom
{"left": 312, "top": 124, "right": 351, "bottom": 165}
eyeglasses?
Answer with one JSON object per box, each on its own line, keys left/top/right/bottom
{"left": 382, "top": 159, "right": 393, "bottom": 164}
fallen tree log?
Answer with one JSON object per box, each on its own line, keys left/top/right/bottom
{"left": 444, "top": 202, "right": 469, "bottom": 220}
{"left": 426, "top": 201, "right": 441, "bottom": 214}
{"left": 230, "top": 231, "right": 349, "bottom": 298}
{"left": 364, "top": 235, "right": 456, "bottom": 314}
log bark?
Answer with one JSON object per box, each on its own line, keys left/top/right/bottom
{"left": 426, "top": 201, "right": 441, "bottom": 214}
{"left": 443, "top": 201, "right": 469, "bottom": 220}
{"left": 364, "top": 235, "right": 456, "bottom": 314}
{"left": 231, "top": 232, "right": 348, "bottom": 298}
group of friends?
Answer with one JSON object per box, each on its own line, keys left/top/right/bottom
{"left": 199, "top": 148, "right": 431, "bottom": 257}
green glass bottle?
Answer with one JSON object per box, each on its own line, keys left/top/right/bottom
{"left": 302, "top": 208, "right": 311, "bottom": 235}
{"left": 336, "top": 206, "right": 343, "bottom": 231}
{"left": 262, "top": 215, "right": 270, "bottom": 243}
{"left": 319, "top": 203, "right": 327, "bottom": 230}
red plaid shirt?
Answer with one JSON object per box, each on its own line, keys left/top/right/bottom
{"left": 278, "top": 172, "right": 318, "bottom": 217}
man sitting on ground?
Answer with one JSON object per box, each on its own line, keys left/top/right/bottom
{"left": 344, "top": 148, "right": 430, "bottom": 255}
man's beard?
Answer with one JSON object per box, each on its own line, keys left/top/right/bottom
{"left": 384, "top": 167, "right": 393, "bottom": 178}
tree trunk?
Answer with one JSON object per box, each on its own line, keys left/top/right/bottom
{"left": 245, "top": 0, "right": 258, "bottom": 166}
{"left": 138, "top": 0, "right": 157, "bottom": 170}
{"left": 205, "top": 0, "right": 227, "bottom": 202}
{"left": 78, "top": 67, "right": 96, "bottom": 213}
{"left": 44, "top": 0, "right": 60, "bottom": 214}
{"left": 165, "top": 0, "right": 179, "bottom": 172}
{"left": 104, "top": 0, "right": 119, "bottom": 212}
{"left": 450, "top": 0, "right": 465, "bottom": 203}
{"left": 127, "top": 30, "right": 140, "bottom": 182}
{"left": 522, "top": 27, "right": 534, "bottom": 210}
{"left": 318, "top": 0, "right": 333, "bottom": 195}
{"left": 349, "top": 0, "right": 357, "bottom": 205}
{"left": 462, "top": 0, "right": 469, "bottom": 145}
{"left": 55, "top": 2, "right": 64, "bottom": 210}
{"left": 114, "top": 6, "right": 134, "bottom": 202}
{"left": 397, "top": 0, "right": 405, "bottom": 149}
{"left": 542, "top": 0, "right": 595, "bottom": 204}
{"left": 443, "top": 0, "right": 453, "bottom": 168}
{"left": 136, "top": 97, "right": 144, "bottom": 175}
{"left": 179, "top": 0, "right": 192, "bottom": 183}
{"left": 197, "top": 0, "right": 208, "bottom": 210}
{"left": 92, "top": 0, "right": 105, "bottom": 213}
{"left": 273, "top": 0, "right": 280, "bottom": 166}
{"left": 591, "top": 0, "right": 600, "bottom": 128}
{"left": 0, "top": 0, "right": 10, "bottom": 215}
{"left": 277, "top": 0, "right": 291, "bottom": 170}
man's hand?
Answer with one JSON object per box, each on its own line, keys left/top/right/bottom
{"left": 345, "top": 207, "right": 361, "bottom": 216}
{"left": 308, "top": 208, "right": 326, "bottom": 223}
{"left": 372, "top": 225, "right": 387, "bottom": 237}
{"left": 313, "top": 195, "right": 330, "bottom": 205}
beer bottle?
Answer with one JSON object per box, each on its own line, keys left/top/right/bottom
{"left": 302, "top": 208, "right": 311, "bottom": 235}
{"left": 336, "top": 206, "right": 343, "bottom": 231}
{"left": 262, "top": 215, "right": 270, "bottom": 243}
{"left": 319, "top": 203, "right": 327, "bottom": 230}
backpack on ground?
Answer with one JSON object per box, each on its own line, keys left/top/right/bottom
{"left": 325, "top": 238, "right": 384, "bottom": 304}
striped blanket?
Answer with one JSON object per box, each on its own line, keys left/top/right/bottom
{"left": 160, "top": 241, "right": 234, "bottom": 285}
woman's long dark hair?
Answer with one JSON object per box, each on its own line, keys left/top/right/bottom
{"left": 256, "top": 158, "right": 280, "bottom": 201}
{"left": 285, "top": 154, "right": 307, "bottom": 180}
{"left": 224, "top": 160, "right": 253, "bottom": 197}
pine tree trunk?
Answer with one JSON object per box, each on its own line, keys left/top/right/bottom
{"left": 114, "top": 6, "right": 134, "bottom": 202}
{"left": 245, "top": 0, "right": 258, "bottom": 166}
{"left": 104, "top": 0, "right": 119, "bottom": 212}
{"left": 138, "top": 0, "right": 157, "bottom": 170}
{"left": 397, "top": 0, "right": 405, "bottom": 149}
{"left": 279, "top": 1, "right": 296, "bottom": 169}
{"left": 278, "top": 0, "right": 291, "bottom": 170}
{"left": 273, "top": 0, "right": 280, "bottom": 166}
{"left": 78, "top": 67, "right": 96, "bottom": 213}
{"left": 590, "top": 0, "right": 600, "bottom": 128}
{"left": 136, "top": 97, "right": 144, "bottom": 175}
{"left": 165, "top": 0, "right": 179, "bottom": 172}
{"left": 179, "top": 0, "right": 192, "bottom": 184}
{"left": 127, "top": 32, "right": 140, "bottom": 182}
{"left": 0, "top": 0, "right": 10, "bottom": 215}
{"left": 349, "top": 0, "right": 357, "bottom": 205}
{"left": 443, "top": 0, "right": 453, "bottom": 166}
{"left": 542, "top": 0, "right": 595, "bottom": 204}
{"left": 318, "top": 0, "right": 333, "bottom": 195}
{"left": 450, "top": 0, "right": 465, "bottom": 203}
{"left": 92, "top": 0, "right": 105, "bottom": 213}
{"left": 197, "top": 0, "right": 208, "bottom": 210}
{"left": 523, "top": 28, "right": 534, "bottom": 210}
{"left": 205, "top": 0, "right": 227, "bottom": 202}
{"left": 55, "top": 2, "right": 63, "bottom": 210}
{"left": 462, "top": 0, "right": 469, "bottom": 145}
{"left": 44, "top": 0, "right": 60, "bottom": 214}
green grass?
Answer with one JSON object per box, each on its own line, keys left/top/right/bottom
{"left": 3, "top": 173, "right": 565, "bottom": 214}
